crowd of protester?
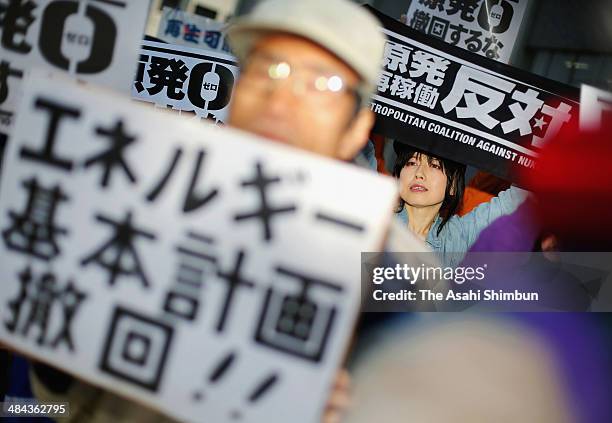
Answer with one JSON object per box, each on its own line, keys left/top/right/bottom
{"left": 1, "top": 0, "right": 611, "bottom": 422}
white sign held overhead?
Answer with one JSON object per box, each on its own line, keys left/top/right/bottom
{"left": 405, "top": 0, "right": 529, "bottom": 63}
{"left": 0, "top": 72, "right": 397, "bottom": 423}
{"left": 580, "top": 84, "right": 612, "bottom": 131}
{"left": 132, "top": 40, "right": 239, "bottom": 125}
{"left": 157, "top": 6, "right": 231, "bottom": 53}
{"left": 0, "top": 0, "right": 150, "bottom": 135}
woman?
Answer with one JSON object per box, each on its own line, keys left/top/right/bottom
{"left": 392, "top": 141, "right": 527, "bottom": 266}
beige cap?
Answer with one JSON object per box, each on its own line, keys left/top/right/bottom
{"left": 226, "top": 0, "right": 386, "bottom": 101}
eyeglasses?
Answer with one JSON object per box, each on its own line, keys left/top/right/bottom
{"left": 239, "top": 53, "right": 362, "bottom": 105}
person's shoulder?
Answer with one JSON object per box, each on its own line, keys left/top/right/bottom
{"left": 432, "top": 215, "right": 472, "bottom": 253}
{"left": 436, "top": 215, "right": 463, "bottom": 236}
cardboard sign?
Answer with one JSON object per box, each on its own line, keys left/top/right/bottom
{"left": 0, "top": 0, "right": 150, "bottom": 135}
{"left": 368, "top": 6, "right": 580, "bottom": 182}
{"left": 580, "top": 84, "right": 612, "bottom": 131}
{"left": 0, "top": 73, "right": 397, "bottom": 422}
{"left": 404, "top": 0, "right": 529, "bottom": 63}
{"left": 132, "top": 40, "right": 239, "bottom": 124}
{"left": 157, "top": 7, "right": 231, "bottom": 53}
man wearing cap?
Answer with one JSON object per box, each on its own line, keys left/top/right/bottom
{"left": 226, "top": 0, "right": 385, "bottom": 162}
{"left": 26, "top": 1, "right": 419, "bottom": 422}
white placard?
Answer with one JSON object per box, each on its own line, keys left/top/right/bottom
{"left": 0, "top": 0, "right": 150, "bottom": 135}
{"left": 157, "top": 6, "right": 230, "bottom": 53}
{"left": 0, "top": 73, "right": 397, "bottom": 422}
{"left": 405, "top": 0, "right": 529, "bottom": 63}
{"left": 580, "top": 84, "right": 612, "bottom": 131}
{"left": 132, "top": 40, "right": 239, "bottom": 125}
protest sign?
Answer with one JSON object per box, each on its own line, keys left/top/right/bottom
{"left": 368, "top": 6, "right": 580, "bottom": 182}
{"left": 0, "top": 0, "right": 150, "bottom": 135}
{"left": 157, "top": 6, "right": 231, "bottom": 53}
{"left": 404, "top": 0, "right": 529, "bottom": 63}
{"left": 580, "top": 84, "right": 612, "bottom": 131}
{"left": 0, "top": 72, "right": 397, "bottom": 422}
{"left": 132, "top": 39, "right": 239, "bottom": 124}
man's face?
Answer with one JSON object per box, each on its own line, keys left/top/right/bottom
{"left": 228, "top": 34, "right": 373, "bottom": 160}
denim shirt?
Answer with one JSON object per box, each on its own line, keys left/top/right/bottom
{"left": 396, "top": 186, "right": 528, "bottom": 266}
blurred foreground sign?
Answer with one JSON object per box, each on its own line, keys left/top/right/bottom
{"left": 0, "top": 73, "right": 397, "bottom": 422}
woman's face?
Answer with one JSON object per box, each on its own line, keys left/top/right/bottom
{"left": 399, "top": 153, "right": 448, "bottom": 209}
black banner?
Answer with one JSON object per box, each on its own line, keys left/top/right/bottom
{"left": 367, "top": 6, "right": 580, "bottom": 183}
